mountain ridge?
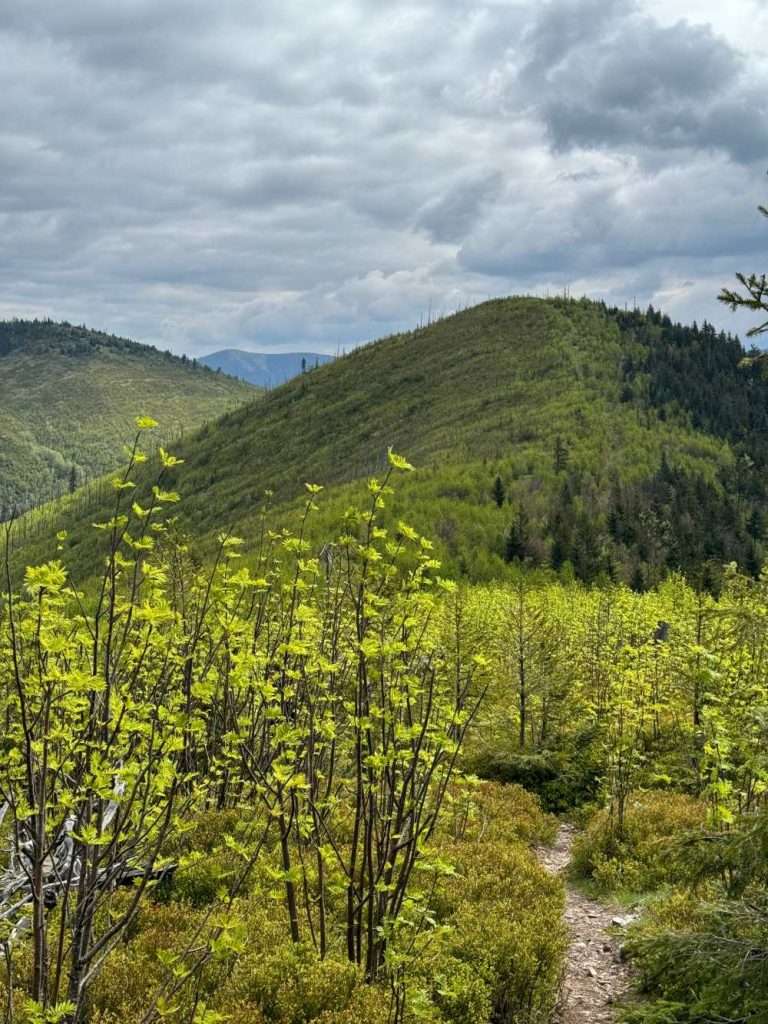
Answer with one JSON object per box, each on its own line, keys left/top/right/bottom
{"left": 6, "top": 297, "right": 767, "bottom": 589}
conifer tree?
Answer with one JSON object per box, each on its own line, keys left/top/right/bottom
{"left": 719, "top": 193, "right": 768, "bottom": 336}
{"left": 553, "top": 436, "right": 569, "bottom": 474}
{"left": 506, "top": 506, "right": 529, "bottom": 562}
{"left": 492, "top": 475, "right": 506, "bottom": 508}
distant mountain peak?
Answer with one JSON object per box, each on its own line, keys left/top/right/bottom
{"left": 200, "top": 349, "right": 333, "bottom": 387}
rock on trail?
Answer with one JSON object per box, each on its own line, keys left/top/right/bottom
{"left": 537, "top": 823, "right": 636, "bottom": 1024}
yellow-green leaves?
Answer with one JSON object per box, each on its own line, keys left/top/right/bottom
{"left": 397, "top": 520, "right": 419, "bottom": 541}
{"left": 158, "top": 446, "right": 184, "bottom": 468}
{"left": 387, "top": 447, "right": 415, "bottom": 471}
{"left": 152, "top": 485, "right": 181, "bottom": 503}
{"left": 1, "top": 426, "right": 487, "bottom": 1017}
{"left": 24, "top": 561, "right": 67, "bottom": 594}
{"left": 23, "top": 1000, "right": 77, "bottom": 1024}
{"left": 135, "top": 415, "right": 159, "bottom": 430}
{"left": 110, "top": 476, "right": 136, "bottom": 490}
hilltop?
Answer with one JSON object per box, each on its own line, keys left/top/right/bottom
{"left": 8, "top": 298, "right": 768, "bottom": 588}
{"left": 200, "top": 348, "right": 333, "bottom": 387}
{"left": 0, "top": 319, "right": 257, "bottom": 515}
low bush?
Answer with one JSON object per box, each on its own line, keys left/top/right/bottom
{"left": 429, "top": 957, "right": 494, "bottom": 1024}
{"left": 89, "top": 902, "right": 202, "bottom": 1021}
{"left": 464, "top": 728, "right": 604, "bottom": 812}
{"left": 169, "top": 848, "right": 241, "bottom": 907}
{"left": 2, "top": 783, "right": 566, "bottom": 1024}
{"left": 572, "top": 790, "right": 706, "bottom": 893}
{"left": 447, "top": 846, "right": 565, "bottom": 1022}
{"left": 442, "top": 780, "right": 558, "bottom": 847}
{"left": 619, "top": 812, "right": 768, "bottom": 1023}
{"left": 221, "top": 939, "right": 369, "bottom": 1023}
{"left": 427, "top": 784, "right": 567, "bottom": 1024}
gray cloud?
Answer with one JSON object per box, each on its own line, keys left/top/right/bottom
{"left": 0, "top": 0, "right": 766, "bottom": 355}
{"left": 415, "top": 172, "right": 504, "bottom": 243}
{"left": 522, "top": 0, "right": 768, "bottom": 162}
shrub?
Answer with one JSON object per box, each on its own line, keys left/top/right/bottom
{"left": 89, "top": 899, "right": 388, "bottom": 1024}
{"left": 622, "top": 889, "right": 768, "bottom": 1024}
{"left": 443, "top": 780, "right": 558, "bottom": 846}
{"left": 216, "top": 916, "right": 392, "bottom": 1024}
{"left": 170, "top": 847, "right": 241, "bottom": 907}
{"left": 178, "top": 808, "right": 244, "bottom": 854}
{"left": 572, "top": 791, "right": 706, "bottom": 892}
{"left": 430, "top": 958, "right": 493, "bottom": 1024}
{"left": 464, "top": 728, "right": 603, "bottom": 812}
{"left": 223, "top": 944, "right": 363, "bottom": 1023}
{"left": 435, "top": 828, "right": 567, "bottom": 1023}
{"left": 446, "top": 891, "right": 565, "bottom": 1023}
{"left": 89, "top": 902, "right": 201, "bottom": 1020}
{"left": 620, "top": 813, "right": 768, "bottom": 1024}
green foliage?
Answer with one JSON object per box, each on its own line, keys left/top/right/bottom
{"left": 5, "top": 783, "right": 561, "bottom": 1024}
{"left": 452, "top": 568, "right": 768, "bottom": 841}
{"left": 491, "top": 476, "right": 505, "bottom": 508}
{"left": 431, "top": 787, "right": 566, "bottom": 1024}
{"left": 0, "top": 431, "right": 568, "bottom": 1024}
{"left": 466, "top": 730, "right": 604, "bottom": 812}
{"left": 221, "top": 939, "right": 363, "bottom": 1023}
{"left": 170, "top": 850, "right": 241, "bottom": 908}
{"left": 8, "top": 288, "right": 768, "bottom": 1024}
{"left": 621, "top": 814, "right": 768, "bottom": 1023}
{"left": 571, "top": 792, "right": 706, "bottom": 893}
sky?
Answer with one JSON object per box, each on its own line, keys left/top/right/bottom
{"left": 1, "top": 0, "right": 767, "bottom": 356}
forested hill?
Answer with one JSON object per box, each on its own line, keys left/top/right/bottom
{"left": 0, "top": 319, "right": 257, "bottom": 515}
{"left": 9, "top": 298, "right": 768, "bottom": 589}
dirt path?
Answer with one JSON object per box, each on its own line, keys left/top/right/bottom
{"left": 537, "top": 824, "right": 635, "bottom": 1023}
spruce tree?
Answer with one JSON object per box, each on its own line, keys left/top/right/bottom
{"left": 553, "top": 436, "right": 569, "bottom": 474}
{"left": 492, "top": 475, "right": 506, "bottom": 508}
{"left": 719, "top": 193, "right": 768, "bottom": 336}
{"left": 506, "top": 506, "right": 529, "bottom": 562}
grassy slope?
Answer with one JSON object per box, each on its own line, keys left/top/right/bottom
{"left": 6, "top": 297, "right": 737, "bottom": 582}
{"left": 169, "top": 297, "right": 725, "bottom": 520}
{"left": 0, "top": 321, "right": 257, "bottom": 513}
{"left": 157, "top": 297, "right": 730, "bottom": 580}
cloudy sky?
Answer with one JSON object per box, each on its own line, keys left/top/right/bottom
{"left": 1, "top": 0, "right": 767, "bottom": 355}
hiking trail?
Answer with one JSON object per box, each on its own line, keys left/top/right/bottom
{"left": 537, "top": 823, "right": 636, "bottom": 1023}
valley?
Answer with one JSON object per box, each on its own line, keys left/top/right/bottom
{"left": 200, "top": 348, "right": 333, "bottom": 387}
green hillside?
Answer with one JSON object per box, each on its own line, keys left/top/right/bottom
{"left": 0, "top": 319, "right": 257, "bottom": 515}
{"left": 7, "top": 297, "right": 768, "bottom": 588}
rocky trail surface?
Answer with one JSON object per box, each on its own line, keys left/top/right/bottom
{"left": 537, "top": 824, "right": 637, "bottom": 1023}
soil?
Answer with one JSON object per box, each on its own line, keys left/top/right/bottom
{"left": 537, "top": 824, "right": 636, "bottom": 1023}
